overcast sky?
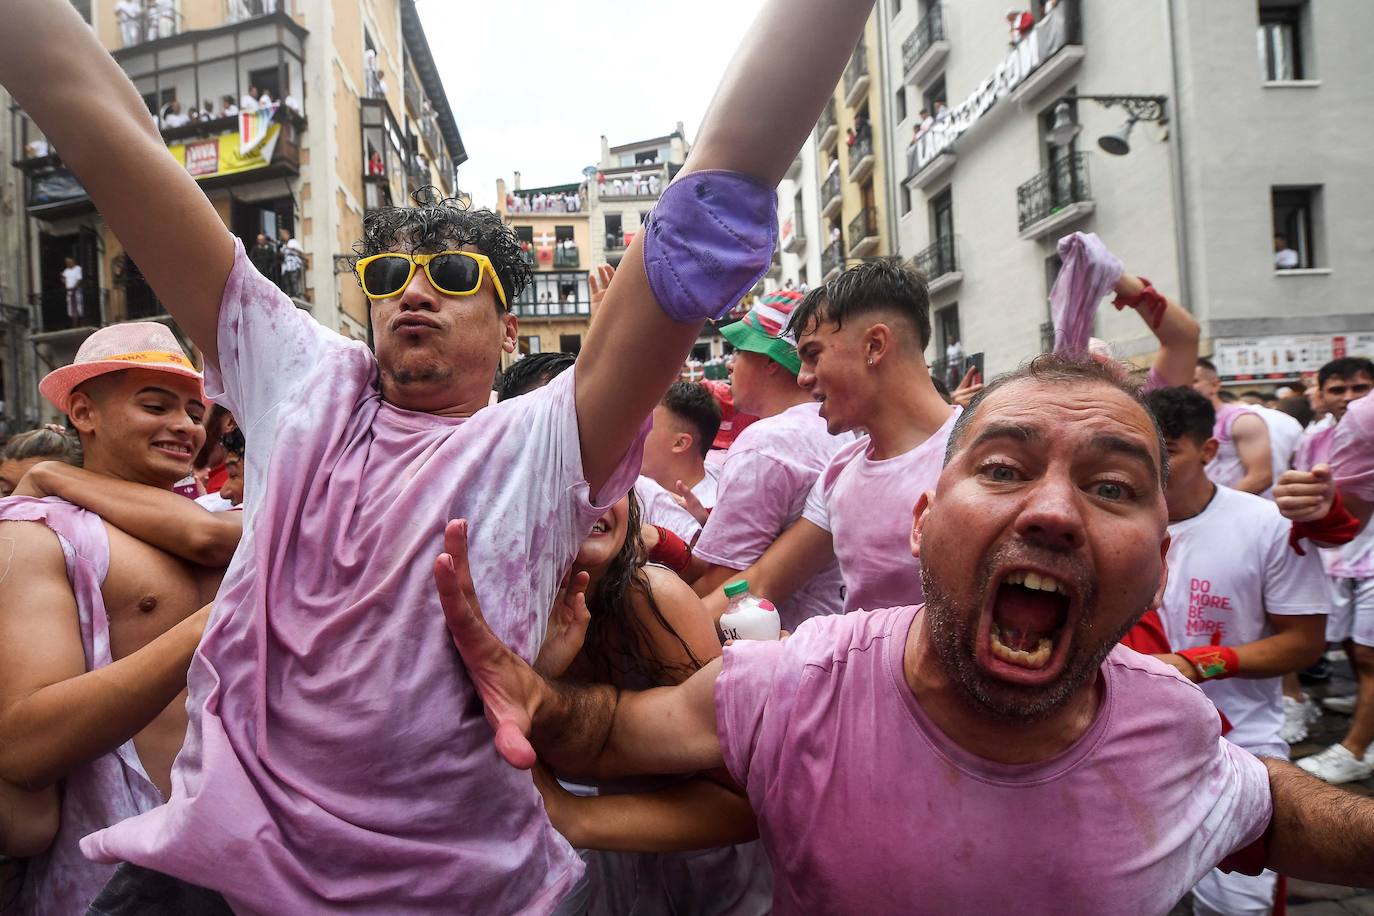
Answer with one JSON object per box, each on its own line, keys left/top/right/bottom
{"left": 417, "top": 0, "right": 767, "bottom": 208}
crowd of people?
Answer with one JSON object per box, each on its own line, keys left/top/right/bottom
{"left": 1, "top": 0, "right": 1373, "bottom": 913}
{"left": 507, "top": 190, "right": 586, "bottom": 215}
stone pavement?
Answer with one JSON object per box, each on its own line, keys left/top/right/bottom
{"left": 1170, "top": 651, "right": 1374, "bottom": 915}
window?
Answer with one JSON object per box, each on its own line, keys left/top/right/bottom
{"left": 930, "top": 187, "right": 954, "bottom": 244}
{"left": 691, "top": 343, "right": 711, "bottom": 362}
{"left": 560, "top": 334, "right": 583, "bottom": 355}
{"left": 248, "top": 66, "right": 284, "bottom": 102}
{"left": 518, "top": 336, "right": 541, "bottom": 356}
{"left": 934, "top": 305, "right": 962, "bottom": 389}
{"left": 604, "top": 213, "right": 624, "bottom": 249}
{"left": 555, "top": 225, "right": 575, "bottom": 244}
{"left": 142, "top": 88, "right": 175, "bottom": 117}
{"left": 901, "top": 184, "right": 912, "bottom": 217}
{"left": 514, "top": 271, "right": 591, "bottom": 316}
{"left": 515, "top": 226, "right": 534, "bottom": 245}
{"left": 891, "top": 0, "right": 901, "bottom": 15}
{"left": 923, "top": 75, "right": 947, "bottom": 115}
{"left": 1271, "top": 186, "right": 1322, "bottom": 269}
{"left": 1039, "top": 94, "right": 1077, "bottom": 168}
{"left": 895, "top": 86, "right": 908, "bottom": 123}
{"left": 1257, "top": 1, "right": 1306, "bottom": 81}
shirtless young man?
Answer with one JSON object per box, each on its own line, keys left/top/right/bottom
{"left": 0, "top": 324, "right": 239, "bottom": 914}
{"left": 0, "top": 0, "right": 875, "bottom": 910}
{"left": 443, "top": 355, "right": 1374, "bottom": 914}
{"left": 1195, "top": 358, "right": 1276, "bottom": 495}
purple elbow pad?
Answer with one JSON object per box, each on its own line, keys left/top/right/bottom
{"left": 642, "top": 170, "right": 778, "bottom": 323}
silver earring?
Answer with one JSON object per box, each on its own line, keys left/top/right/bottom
{"left": 867, "top": 358, "right": 874, "bottom": 366}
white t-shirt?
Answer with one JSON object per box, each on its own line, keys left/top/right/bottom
{"left": 194, "top": 491, "right": 236, "bottom": 513}
{"left": 61, "top": 265, "right": 82, "bottom": 290}
{"left": 634, "top": 475, "right": 702, "bottom": 543}
{"left": 1274, "top": 248, "right": 1299, "bottom": 269}
{"left": 694, "top": 402, "right": 851, "bottom": 630}
{"left": 1157, "top": 486, "right": 1329, "bottom": 756}
{"left": 1254, "top": 405, "right": 1303, "bottom": 500}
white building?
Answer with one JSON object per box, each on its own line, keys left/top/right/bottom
{"left": 881, "top": 0, "right": 1374, "bottom": 386}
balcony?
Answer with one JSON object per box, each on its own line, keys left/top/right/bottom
{"left": 599, "top": 164, "right": 671, "bottom": 200}
{"left": 913, "top": 235, "right": 961, "bottom": 296}
{"left": 554, "top": 245, "right": 581, "bottom": 269}
{"left": 843, "top": 40, "right": 870, "bottom": 108}
{"left": 512, "top": 300, "right": 592, "bottom": 320}
{"left": 767, "top": 248, "right": 782, "bottom": 279}
{"left": 905, "top": 141, "right": 956, "bottom": 192}
{"left": 820, "top": 170, "right": 843, "bottom": 220}
{"left": 518, "top": 248, "right": 537, "bottom": 269}
{"left": 404, "top": 65, "right": 423, "bottom": 117}
{"left": 781, "top": 217, "right": 806, "bottom": 254}
{"left": 507, "top": 185, "right": 584, "bottom": 215}
{"left": 604, "top": 233, "right": 628, "bottom": 253}
{"left": 113, "top": 6, "right": 183, "bottom": 49}
{"left": 818, "top": 98, "right": 839, "bottom": 150}
{"left": 902, "top": 4, "right": 949, "bottom": 87}
{"left": 1017, "top": 152, "right": 1094, "bottom": 240}
{"left": 848, "top": 208, "right": 879, "bottom": 259}
{"left": 1009, "top": 0, "right": 1086, "bottom": 110}
{"left": 848, "top": 132, "right": 875, "bottom": 183}
{"left": 821, "top": 238, "right": 845, "bottom": 282}
{"left": 225, "top": 0, "right": 296, "bottom": 25}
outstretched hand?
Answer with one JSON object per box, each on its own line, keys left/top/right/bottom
{"left": 435, "top": 519, "right": 544, "bottom": 769}
{"left": 534, "top": 572, "right": 591, "bottom": 679}
{"left": 588, "top": 263, "right": 616, "bottom": 317}
{"left": 1275, "top": 465, "right": 1336, "bottom": 523}
{"left": 672, "top": 480, "right": 710, "bottom": 525}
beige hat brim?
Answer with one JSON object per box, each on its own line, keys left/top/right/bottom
{"left": 40, "top": 359, "right": 205, "bottom": 416}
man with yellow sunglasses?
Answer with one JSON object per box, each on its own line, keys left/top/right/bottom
{"left": 0, "top": 0, "right": 873, "bottom": 910}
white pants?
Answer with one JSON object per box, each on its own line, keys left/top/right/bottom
{"left": 1192, "top": 868, "right": 1277, "bottom": 916}
{"left": 1328, "top": 576, "right": 1374, "bottom": 647}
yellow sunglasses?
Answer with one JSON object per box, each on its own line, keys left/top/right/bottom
{"left": 354, "top": 250, "right": 509, "bottom": 309}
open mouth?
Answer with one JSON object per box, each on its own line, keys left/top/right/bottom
{"left": 152, "top": 441, "right": 193, "bottom": 459}
{"left": 587, "top": 513, "right": 613, "bottom": 536}
{"left": 981, "top": 568, "right": 1075, "bottom": 682}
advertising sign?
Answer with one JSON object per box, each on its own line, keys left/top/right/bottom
{"left": 1213, "top": 333, "right": 1374, "bottom": 381}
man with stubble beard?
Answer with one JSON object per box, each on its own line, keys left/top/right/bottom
{"left": 0, "top": 323, "right": 239, "bottom": 914}
{"left": 440, "top": 354, "right": 1374, "bottom": 915}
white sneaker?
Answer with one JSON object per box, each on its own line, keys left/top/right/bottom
{"left": 1297, "top": 744, "right": 1374, "bottom": 784}
{"left": 1281, "top": 695, "right": 1320, "bottom": 743}
{"left": 1322, "top": 695, "right": 1358, "bottom": 715}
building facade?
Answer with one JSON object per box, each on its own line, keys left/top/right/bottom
{"left": 880, "top": 0, "right": 1374, "bottom": 385}
{"left": 496, "top": 175, "right": 591, "bottom": 359}
{"left": 7, "top": 0, "right": 467, "bottom": 422}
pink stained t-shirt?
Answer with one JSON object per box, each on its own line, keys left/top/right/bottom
{"left": 635, "top": 475, "right": 703, "bottom": 543}
{"left": 1295, "top": 421, "right": 1374, "bottom": 579}
{"left": 801, "top": 407, "right": 959, "bottom": 614}
{"left": 694, "top": 401, "right": 850, "bottom": 630}
{"left": 1205, "top": 403, "right": 1261, "bottom": 490}
{"left": 83, "top": 241, "right": 647, "bottom": 914}
{"left": 715, "top": 605, "right": 1274, "bottom": 915}
{"left": 1331, "top": 392, "right": 1374, "bottom": 503}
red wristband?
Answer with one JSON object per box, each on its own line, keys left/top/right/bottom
{"left": 648, "top": 526, "right": 691, "bottom": 575}
{"left": 1112, "top": 276, "right": 1167, "bottom": 329}
{"left": 1178, "top": 644, "right": 1240, "bottom": 681}
{"left": 1290, "top": 490, "right": 1361, "bottom": 554}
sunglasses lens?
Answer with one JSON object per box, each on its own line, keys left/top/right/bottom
{"left": 427, "top": 254, "right": 482, "bottom": 294}
{"left": 362, "top": 256, "right": 413, "bottom": 297}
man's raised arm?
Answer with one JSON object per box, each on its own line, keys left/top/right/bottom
{"left": 435, "top": 521, "right": 723, "bottom": 778}
{"left": 575, "top": 0, "right": 875, "bottom": 496}
{"left": 0, "top": 0, "right": 235, "bottom": 364}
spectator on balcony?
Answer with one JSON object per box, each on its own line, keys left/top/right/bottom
{"left": 916, "top": 109, "right": 933, "bottom": 139}
{"left": 934, "top": 99, "right": 948, "bottom": 120}
{"left": 648, "top": 173, "right": 661, "bottom": 196}
{"left": 283, "top": 93, "right": 302, "bottom": 116}
{"left": 220, "top": 95, "right": 239, "bottom": 118}
{"left": 1006, "top": 8, "right": 1034, "bottom": 45}
{"left": 367, "top": 149, "right": 384, "bottom": 176}
{"left": 249, "top": 233, "right": 280, "bottom": 285}
{"left": 115, "top": 0, "right": 143, "bottom": 48}
{"left": 944, "top": 334, "right": 964, "bottom": 390}
{"left": 240, "top": 86, "right": 261, "bottom": 112}
{"left": 258, "top": 89, "right": 274, "bottom": 108}
{"left": 162, "top": 101, "right": 189, "bottom": 130}
{"left": 61, "top": 257, "right": 84, "bottom": 327}
{"left": 845, "top": 127, "right": 856, "bottom": 148}
{"left": 279, "top": 227, "right": 305, "bottom": 300}
{"left": 1274, "top": 234, "right": 1300, "bottom": 270}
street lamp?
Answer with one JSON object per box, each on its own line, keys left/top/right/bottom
{"left": 1048, "top": 95, "right": 1168, "bottom": 155}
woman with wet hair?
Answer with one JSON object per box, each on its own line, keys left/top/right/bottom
{"left": 0, "top": 426, "right": 81, "bottom": 497}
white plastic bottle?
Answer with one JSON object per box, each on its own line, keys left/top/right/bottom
{"left": 718, "top": 580, "right": 781, "bottom": 641}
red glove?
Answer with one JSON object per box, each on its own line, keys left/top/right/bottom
{"left": 648, "top": 526, "right": 691, "bottom": 575}
{"left": 1290, "top": 490, "right": 1361, "bottom": 554}
{"left": 1112, "top": 276, "right": 1167, "bottom": 330}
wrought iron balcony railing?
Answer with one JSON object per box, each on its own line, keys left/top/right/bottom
{"left": 1016, "top": 152, "right": 1092, "bottom": 233}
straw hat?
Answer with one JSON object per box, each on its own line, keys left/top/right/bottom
{"left": 40, "top": 322, "right": 202, "bottom": 415}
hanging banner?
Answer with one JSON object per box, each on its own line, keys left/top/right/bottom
{"left": 911, "top": 4, "right": 1072, "bottom": 174}
{"left": 168, "top": 123, "right": 282, "bottom": 181}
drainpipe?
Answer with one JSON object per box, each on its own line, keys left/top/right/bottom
{"left": 1163, "top": 0, "right": 1195, "bottom": 323}
{"left": 876, "top": 7, "right": 901, "bottom": 257}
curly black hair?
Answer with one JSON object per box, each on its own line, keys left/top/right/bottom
{"left": 1144, "top": 386, "right": 1216, "bottom": 447}
{"left": 350, "top": 186, "right": 532, "bottom": 311}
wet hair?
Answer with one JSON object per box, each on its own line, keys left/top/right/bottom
{"left": 944, "top": 353, "right": 1169, "bottom": 487}
{"left": 220, "top": 426, "right": 245, "bottom": 460}
{"left": 786, "top": 257, "right": 932, "bottom": 350}
{"left": 1217, "top": 389, "right": 1237, "bottom": 403}
{"left": 1144, "top": 386, "right": 1216, "bottom": 447}
{"left": 1318, "top": 356, "right": 1374, "bottom": 389}
{"left": 1275, "top": 395, "right": 1314, "bottom": 428}
{"left": 1196, "top": 357, "right": 1219, "bottom": 375}
{"left": 351, "top": 187, "right": 531, "bottom": 313}
{"left": 582, "top": 492, "right": 705, "bottom": 686}
{"left": 1240, "top": 389, "right": 1268, "bottom": 401}
{"left": 2, "top": 426, "right": 81, "bottom": 466}
{"left": 496, "top": 352, "right": 576, "bottom": 401}
{"left": 661, "top": 381, "right": 721, "bottom": 459}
